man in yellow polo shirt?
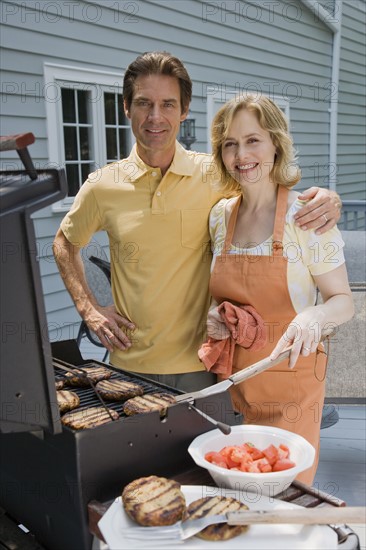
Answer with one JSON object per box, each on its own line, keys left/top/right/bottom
{"left": 53, "top": 51, "right": 341, "bottom": 391}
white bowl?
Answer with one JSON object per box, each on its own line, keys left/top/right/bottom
{"left": 188, "top": 425, "right": 315, "bottom": 497}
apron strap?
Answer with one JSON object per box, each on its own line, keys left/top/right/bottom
{"left": 223, "top": 186, "right": 289, "bottom": 256}
{"left": 223, "top": 195, "right": 242, "bottom": 253}
{"left": 272, "top": 185, "right": 289, "bottom": 257}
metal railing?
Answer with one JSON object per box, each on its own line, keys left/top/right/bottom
{"left": 338, "top": 200, "right": 366, "bottom": 230}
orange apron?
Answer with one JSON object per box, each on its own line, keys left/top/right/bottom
{"left": 210, "top": 186, "right": 327, "bottom": 484}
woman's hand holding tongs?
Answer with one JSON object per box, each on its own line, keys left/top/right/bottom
{"left": 269, "top": 308, "right": 331, "bottom": 369}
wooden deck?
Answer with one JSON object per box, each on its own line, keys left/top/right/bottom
{"left": 315, "top": 404, "right": 366, "bottom": 507}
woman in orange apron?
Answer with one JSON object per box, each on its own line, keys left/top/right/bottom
{"left": 206, "top": 95, "right": 354, "bottom": 484}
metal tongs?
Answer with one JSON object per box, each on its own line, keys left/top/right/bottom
{"left": 180, "top": 348, "right": 296, "bottom": 435}
{"left": 53, "top": 360, "right": 118, "bottom": 421}
{"left": 176, "top": 346, "right": 293, "bottom": 405}
{"left": 177, "top": 329, "right": 333, "bottom": 405}
{"left": 119, "top": 507, "right": 365, "bottom": 544}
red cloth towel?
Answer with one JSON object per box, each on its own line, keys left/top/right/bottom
{"left": 198, "top": 302, "right": 267, "bottom": 378}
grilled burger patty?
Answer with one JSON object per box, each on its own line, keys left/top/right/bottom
{"left": 55, "top": 379, "right": 65, "bottom": 390}
{"left": 185, "top": 496, "right": 249, "bottom": 541}
{"left": 61, "top": 406, "right": 119, "bottom": 430}
{"left": 95, "top": 379, "right": 144, "bottom": 401}
{"left": 56, "top": 390, "right": 80, "bottom": 413}
{"left": 123, "top": 393, "right": 176, "bottom": 416}
{"left": 122, "top": 476, "right": 186, "bottom": 526}
{"left": 65, "top": 366, "right": 112, "bottom": 387}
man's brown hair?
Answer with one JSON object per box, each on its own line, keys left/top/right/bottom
{"left": 123, "top": 51, "right": 192, "bottom": 114}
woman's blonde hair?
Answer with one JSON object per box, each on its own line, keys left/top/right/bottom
{"left": 211, "top": 93, "right": 301, "bottom": 193}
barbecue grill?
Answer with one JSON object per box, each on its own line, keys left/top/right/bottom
{"left": 0, "top": 141, "right": 235, "bottom": 550}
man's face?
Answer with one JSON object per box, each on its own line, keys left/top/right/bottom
{"left": 124, "top": 74, "right": 188, "bottom": 163}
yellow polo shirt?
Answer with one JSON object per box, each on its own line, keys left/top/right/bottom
{"left": 60, "top": 142, "right": 223, "bottom": 374}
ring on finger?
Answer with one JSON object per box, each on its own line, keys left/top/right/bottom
{"left": 322, "top": 214, "right": 328, "bottom": 224}
{"left": 303, "top": 346, "right": 311, "bottom": 352}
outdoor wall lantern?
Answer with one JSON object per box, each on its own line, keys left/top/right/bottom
{"left": 179, "top": 113, "right": 196, "bottom": 150}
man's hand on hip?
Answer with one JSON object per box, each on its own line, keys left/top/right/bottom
{"left": 84, "top": 304, "right": 135, "bottom": 352}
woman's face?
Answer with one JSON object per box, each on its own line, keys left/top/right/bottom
{"left": 221, "top": 108, "right": 277, "bottom": 188}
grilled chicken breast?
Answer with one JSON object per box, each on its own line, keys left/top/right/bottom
{"left": 61, "top": 406, "right": 119, "bottom": 430}
{"left": 56, "top": 390, "right": 80, "bottom": 413}
{"left": 122, "top": 476, "right": 186, "bottom": 526}
{"left": 95, "top": 379, "right": 144, "bottom": 401}
{"left": 185, "top": 496, "right": 249, "bottom": 541}
{"left": 123, "top": 393, "right": 176, "bottom": 416}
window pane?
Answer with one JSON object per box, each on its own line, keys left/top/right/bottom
{"left": 118, "top": 94, "right": 128, "bottom": 125}
{"left": 119, "top": 128, "right": 130, "bottom": 158}
{"left": 61, "top": 89, "right": 76, "bottom": 123}
{"left": 106, "top": 128, "right": 117, "bottom": 160}
{"left": 77, "top": 90, "right": 89, "bottom": 124}
{"left": 81, "top": 163, "right": 92, "bottom": 184}
{"left": 64, "top": 126, "right": 78, "bottom": 160}
{"left": 66, "top": 164, "right": 79, "bottom": 196}
{"left": 104, "top": 92, "right": 116, "bottom": 125}
{"left": 79, "top": 127, "right": 91, "bottom": 160}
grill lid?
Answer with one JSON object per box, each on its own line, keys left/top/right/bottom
{"left": 0, "top": 166, "right": 67, "bottom": 434}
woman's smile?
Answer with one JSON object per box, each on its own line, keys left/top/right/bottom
{"left": 222, "top": 109, "right": 276, "bottom": 187}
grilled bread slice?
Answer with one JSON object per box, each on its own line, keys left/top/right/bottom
{"left": 56, "top": 390, "right": 80, "bottom": 413}
{"left": 123, "top": 392, "right": 176, "bottom": 416}
{"left": 95, "top": 379, "right": 144, "bottom": 401}
{"left": 185, "top": 496, "right": 249, "bottom": 541}
{"left": 65, "top": 366, "right": 112, "bottom": 387}
{"left": 61, "top": 406, "right": 119, "bottom": 430}
{"left": 122, "top": 476, "right": 186, "bottom": 526}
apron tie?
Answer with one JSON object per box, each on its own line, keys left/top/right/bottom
{"left": 198, "top": 301, "right": 267, "bottom": 378}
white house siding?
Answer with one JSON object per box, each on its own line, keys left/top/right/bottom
{"left": 0, "top": 0, "right": 364, "bottom": 341}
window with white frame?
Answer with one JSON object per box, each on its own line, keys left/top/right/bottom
{"left": 44, "top": 64, "right": 132, "bottom": 210}
{"left": 206, "top": 88, "right": 290, "bottom": 152}
{"left": 104, "top": 91, "right": 131, "bottom": 163}
{"left": 61, "top": 87, "right": 94, "bottom": 196}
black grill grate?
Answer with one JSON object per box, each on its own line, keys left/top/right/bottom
{"left": 53, "top": 360, "right": 179, "bottom": 420}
